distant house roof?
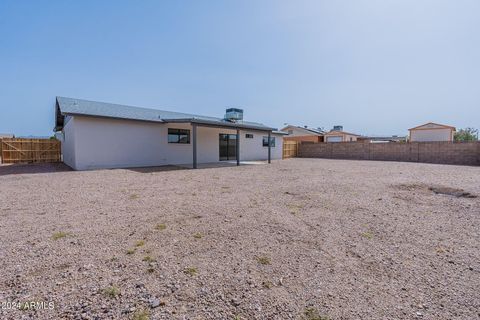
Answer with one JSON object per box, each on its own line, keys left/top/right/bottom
{"left": 55, "top": 97, "right": 276, "bottom": 132}
{"left": 408, "top": 122, "right": 456, "bottom": 131}
{"left": 280, "top": 125, "right": 325, "bottom": 135}
{"left": 324, "top": 130, "right": 361, "bottom": 137}
{"left": 359, "top": 136, "right": 407, "bottom": 142}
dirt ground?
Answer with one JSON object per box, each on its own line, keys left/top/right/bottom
{"left": 0, "top": 159, "right": 479, "bottom": 320}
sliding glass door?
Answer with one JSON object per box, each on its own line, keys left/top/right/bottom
{"left": 219, "top": 134, "right": 237, "bottom": 161}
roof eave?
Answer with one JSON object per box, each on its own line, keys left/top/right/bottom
{"left": 164, "top": 118, "right": 276, "bottom": 132}
{"left": 60, "top": 112, "right": 166, "bottom": 124}
{"left": 409, "top": 122, "right": 456, "bottom": 131}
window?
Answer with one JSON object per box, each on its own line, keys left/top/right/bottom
{"left": 262, "top": 136, "right": 276, "bottom": 147}
{"left": 245, "top": 133, "right": 254, "bottom": 139}
{"left": 288, "top": 130, "right": 293, "bottom": 134}
{"left": 168, "top": 128, "right": 190, "bottom": 144}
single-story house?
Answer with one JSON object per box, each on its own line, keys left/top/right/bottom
{"left": 280, "top": 125, "right": 325, "bottom": 143}
{"left": 324, "top": 128, "right": 361, "bottom": 143}
{"left": 409, "top": 122, "right": 456, "bottom": 142}
{"left": 54, "top": 97, "right": 285, "bottom": 170}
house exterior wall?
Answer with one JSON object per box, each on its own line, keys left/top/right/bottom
{"left": 64, "top": 116, "right": 282, "bottom": 170}
{"left": 344, "top": 134, "right": 358, "bottom": 142}
{"left": 284, "top": 136, "right": 322, "bottom": 143}
{"left": 325, "top": 132, "right": 358, "bottom": 142}
{"left": 240, "top": 131, "right": 283, "bottom": 161}
{"left": 62, "top": 116, "right": 76, "bottom": 169}
{"left": 325, "top": 135, "right": 343, "bottom": 143}
{"left": 410, "top": 128, "right": 453, "bottom": 142}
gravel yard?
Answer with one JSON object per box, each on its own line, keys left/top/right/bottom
{"left": 0, "top": 158, "right": 479, "bottom": 320}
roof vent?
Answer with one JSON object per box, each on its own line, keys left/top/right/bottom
{"left": 224, "top": 108, "right": 243, "bottom": 122}
{"left": 333, "top": 125, "right": 343, "bottom": 131}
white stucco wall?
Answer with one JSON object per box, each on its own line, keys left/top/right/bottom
{"left": 64, "top": 116, "right": 282, "bottom": 170}
{"left": 410, "top": 129, "right": 453, "bottom": 142}
{"left": 62, "top": 116, "right": 76, "bottom": 169}
{"left": 239, "top": 131, "right": 283, "bottom": 161}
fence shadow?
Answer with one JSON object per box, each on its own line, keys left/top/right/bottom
{"left": 0, "top": 163, "right": 72, "bottom": 176}
{"left": 127, "top": 165, "right": 188, "bottom": 173}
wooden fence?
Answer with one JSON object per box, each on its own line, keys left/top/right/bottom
{"left": 1, "top": 138, "right": 61, "bottom": 164}
{"left": 283, "top": 141, "right": 299, "bottom": 159}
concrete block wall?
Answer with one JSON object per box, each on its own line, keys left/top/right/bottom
{"left": 298, "top": 141, "right": 480, "bottom": 166}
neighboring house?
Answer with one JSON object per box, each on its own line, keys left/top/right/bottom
{"left": 357, "top": 135, "right": 407, "bottom": 143}
{"left": 324, "top": 127, "right": 361, "bottom": 143}
{"left": 280, "top": 125, "right": 325, "bottom": 143}
{"left": 409, "top": 122, "right": 456, "bottom": 142}
{"left": 54, "top": 97, "right": 284, "bottom": 170}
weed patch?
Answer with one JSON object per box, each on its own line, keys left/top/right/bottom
{"left": 155, "top": 223, "right": 166, "bottom": 231}
{"left": 132, "top": 309, "right": 150, "bottom": 320}
{"left": 52, "top": 231, "right": 69, "bottom": 240}
{"left": 304, "top": 307, "right": 330, "bottom": 320}
{"left": 257, "top": 256, "right": 271, "bottom": 265}
{"left": 184, "top": 267, "right": 198, "bottom": 276}
{"left": 102, "top": 286, "right": 120, "bottom": 298}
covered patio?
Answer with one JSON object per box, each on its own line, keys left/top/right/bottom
{"left": 164, "top": 119, "right": 275, "bottom": 169}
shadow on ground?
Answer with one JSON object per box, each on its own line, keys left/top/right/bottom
{"left": 0, "top": 161, "right": 267, "bottom": 176}
{"left": 0, "top": 163, "right": 73, "bottom": 176}
{"left": 127, "top": 165, "right": 188, "bottom": 173}
{"left": 128, "top": 161, "right": 266, "bottom": 173}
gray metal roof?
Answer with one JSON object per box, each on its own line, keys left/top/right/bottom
{"left": 302, "top": 127, "right": 325, "bottom": 135}
{"left": 55, "top": 97, "right": 275, "bottom": 132}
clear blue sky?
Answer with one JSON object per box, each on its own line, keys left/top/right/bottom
{"left": 1, "top": 0, "right": 479, "bottom": 137}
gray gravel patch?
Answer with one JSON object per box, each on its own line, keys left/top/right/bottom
{"left": 0, "top": 158, "right": 479, "bottom": 319}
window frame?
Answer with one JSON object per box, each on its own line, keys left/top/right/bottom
{"left": 168, "top": 128, "right": 191, "bottom": 144}
{"left": 262, "top": 136, "right": 276, "bottom": 147}
{"left": 245, "top": 133, "right": 254, "bottom": 139}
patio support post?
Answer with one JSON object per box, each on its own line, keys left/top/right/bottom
{"left": 236, "top": 129, "right": 240, "bottom": 166}
{"left": 192, "top": 123, "right": 197, "bottom": 169}
{"left": 268, "top": 131, "right": 271, "bottom": 164}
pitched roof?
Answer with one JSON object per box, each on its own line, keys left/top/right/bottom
{"left": 408, "top": 122, "right": 456, "bottom": 131}
{"left": 359, "top": 136, "right": 407, "bottom": 141}
{"left": 280, "top": 125, "right": 325, "bottom": 135}
{"left": 324, "top": 130, "right": 361, "bottom": 137}
{"left": 55, "top": 97, "right": 275, "bottom": 132}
